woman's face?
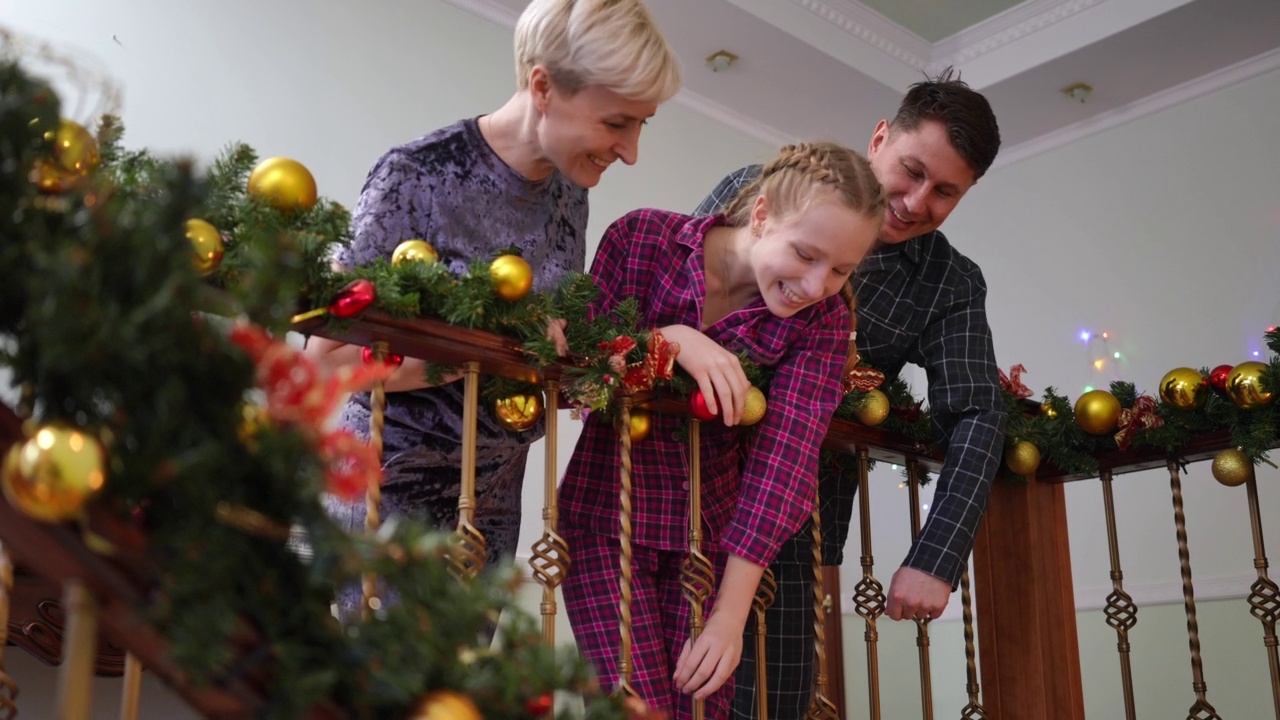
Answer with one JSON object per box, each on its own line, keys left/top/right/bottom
{"left": 748, "top": 193, "right": 880, "bottom": 319}
{"left": 536, "top": 77, "right": 658, "bottom": 188}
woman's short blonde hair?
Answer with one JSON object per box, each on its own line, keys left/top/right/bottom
{"left": 514, "top": 0, "right": 682, "bottom": 105}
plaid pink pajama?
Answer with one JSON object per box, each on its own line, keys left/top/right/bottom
{"left": 562, "top": 528, "right": 732, "bottom": 719}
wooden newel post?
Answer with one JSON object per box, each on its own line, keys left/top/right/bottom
{"left": 971, "top": 476, "right": 1086, "bottom": 720}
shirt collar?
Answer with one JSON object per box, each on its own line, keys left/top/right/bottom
{"left": 859, "top": 230, "right": 931, "bottom": 272}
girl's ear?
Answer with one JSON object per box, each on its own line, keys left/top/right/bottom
{"left": 750, "top": 195, "right": 770, "bottom": 237}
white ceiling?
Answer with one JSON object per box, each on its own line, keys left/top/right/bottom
{"left": 444, "top": 0, "right": 1280, "bottom": 169}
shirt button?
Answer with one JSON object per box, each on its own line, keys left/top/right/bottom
{"left": 682, "top": 481, "right": 690, "bottom": 490}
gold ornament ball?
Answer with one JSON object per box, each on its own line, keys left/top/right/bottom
{"left": 741, "top": 386, "right": 767, "bottom": 426}
{"left": 489, "top": 254, "right": 534, "bottom": 301}
{"left": 1040, "top": 401, "right": 1058, "bottom": 419}
{"left": 410, "top": 690, "right": 482, "bottom": 720}
{"left": 854, "top": 389, "right": 890, "bottom": 426}
{"left": 186, "top": 218, "right": 224, "bottom": 275}
{"left": 1211, "top": 448, "right": 1254, "bottom": 487}
{"left": 1073, "top": 389, "right": 1122, "bottom": 435}
{"left": 1225, "top": 361, "right": 1274, "bottom": 409}
{"left": 45, "top": 118, "right": 100, "bottom": 176}
{"left": 392, "top": 239, "right": 439, "bottom": 266}
{"left": 247, "top": 157, "right": 318, "bottom": 212}
{"left": 31, "top": 158, "right": 77, "bottom": 194}
{"left": 494, "top": 392, "right": 543, "bottom": 432}
{"left": 628, "top": 407, "right": 652, "bottom": 443}
{"left": 1005, "top": 440, "right": 1041, "bottom": 477}
{"left": 1158, "top": 367, "right": 1208, "bottom": 410}
{"left": 1, "top": 424, "right": 107, "bottom": 522}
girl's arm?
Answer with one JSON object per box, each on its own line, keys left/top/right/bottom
{"left": 672, "top": 553, "right": 764, "bottom": 699}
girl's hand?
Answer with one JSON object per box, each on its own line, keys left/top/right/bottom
{"left": 672, "top": 611, "right": 743, "bottom": 699}
{"left": 658, "top": 325, "right": 748, "bottom": 426}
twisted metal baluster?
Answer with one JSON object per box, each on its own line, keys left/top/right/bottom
{"left": 530, "top": 379, "right": 570, "bottom": 645}
{"left": 1167, "top": 460, "right": 1222, "bottom": 720}
{"left": 680, "top": 419, "right": 714, "bottom": 720}
{"left": 55, "top": 580, "right": 98, "bottom": 720}
{"left": 806, "top": 488, "right": 840, "bottom": 720}
{"left": 1101, "top": 469, "right": 1139, "bottom": 720}
{"left": 615, "top": 396, "right": 639, "bottom": 699}
{"left": 958, "top": 569, "right": 989, "bottom": 720}
{"left": 0, "top": 542, "right": 18, "bottom": 720}
{"left": 120, "top": 653, "right": 143, "bottom": 720}
{"left": 362, "top": 340, "right": 390, "bottom": 616}
{"left": 1243, "top": 461, "right": 1280, "bottom": 718}
{"left": 905, "top": 460, "right": 934, "bottom": 720}
{"left": 751, "top": 568, "right": 778, "bottom": 720}
{"left": 450, "top": 361, "right": 487, "bottom": 581}
{"left": 851, "top": 449, "right": 885, "bottom": 720}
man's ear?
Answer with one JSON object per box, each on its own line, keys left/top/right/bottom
{"left": 868, "top": 119, "right": 891, "bottom": 157}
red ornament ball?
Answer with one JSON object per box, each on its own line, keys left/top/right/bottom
{"left": 361, "top": 345, "right": 404, "bottom": 367}
{"left": 689, "top": 390, "right": 719, "bottom": 422}
{"left": 330, "top": 279, "right": 376, "bottom": 318}
{"left": 524, "top": 693, "right": 554, "bottom": 717}
{"left": 1208, "top": 364, "right": 1233, "bottom": 393}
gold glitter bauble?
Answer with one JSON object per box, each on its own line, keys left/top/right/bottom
{"left": 1005, "top": 440, "right": 1041, "bottom": 477}
{"left": 1158, "top": 367, "right": 1207, "bottom": 410}
{"left": 246, "top": 157, "right": 317, "bottom": 212}
{"left": 409, "top": 690, "right": 482, "bottom": 720}
{"left": 46, "top": 118, "right": 99, "bottom": 175}
{"left": 628, "top": 407, "right": 652, "bottom": 443}
{"left": 2, "top": 424, "right": 107, "bottom": 522}
{"left": 494, "top": 392, "right": 543, "bottom": 432}
{"left": 489, "top": 254, "right": 534, "bottom": 301}
{"left": 1211, "top": 448, "right": 1254, "bottom": 487}
{"left": 186, "top": 218, "right": 224, "bottom": 275}
{"left": 392, "top": 239, "right": 439, "bottom": 266}
{"left": 1225, "top": 361, "right": 1274, "bottom": 409}
{"left": 740, "top": 386, "right": 767, "bottom": 426}
{"left": 1040, "top": 401, "right": 1058, "bottom": 419}
{"left": 854, "top": 388, "right": 890, "bottom": 426}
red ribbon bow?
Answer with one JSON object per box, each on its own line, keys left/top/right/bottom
{"left": 622, "top": 330, "right": 680, "bottom": 394}
{"left": 999, "top": 364, "right": 1033, "bottom": 399}
{"left": 1114, "top": 394, "right": 1163, "bottom": 450}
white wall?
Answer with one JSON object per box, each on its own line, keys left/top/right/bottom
{"left": 5, "top": 0, "right": 1280, "bottom": 718}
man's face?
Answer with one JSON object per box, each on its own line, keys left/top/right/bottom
{"left": 867, "top": 119, "right": 977, "bottom": 245}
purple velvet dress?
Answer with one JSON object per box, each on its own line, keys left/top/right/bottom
{"left": 325, "top": 118, "right": 587, "bottom": 614}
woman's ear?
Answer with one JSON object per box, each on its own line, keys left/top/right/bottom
{"left": 528, "top": 65, "right": 553, "bottom": 113}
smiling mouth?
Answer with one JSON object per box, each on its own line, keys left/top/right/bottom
{"left": 779, "top": 282, "right": 805, "bottom": 306}
{"left": 588, "top": 155, "right": 611, "bottom": 170}
{"left": 889, "top": 204, "right": 914, "bottom": 224}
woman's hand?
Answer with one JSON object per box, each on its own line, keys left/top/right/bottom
{"left": 301, "top": 337, "right": 460, "bottom": 393}
{"left": 658, "top": 325, "right": 748, "bottom": 426}
{"left": 545, "top": 318, "right": 569, "bottom": 356}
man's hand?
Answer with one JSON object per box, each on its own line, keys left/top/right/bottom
{"left": 885, "top": 566, "right": 950, "bottom": 621}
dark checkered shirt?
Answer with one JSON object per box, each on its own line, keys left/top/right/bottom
{"left": 695, "top": 167, "right": 1006, "bottom": 587}
{"left": 558, "top": 210, "right": 849, "bottom": 566}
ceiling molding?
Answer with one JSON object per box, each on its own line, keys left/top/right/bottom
{"left": 927, "top": 0, "right": 1109, "bottom": 75}
{"left": 438, "top": 0, "right": 795, "bottom": 149}
{"left": 994, "top": 46, "right": 1280, "bottom": 169}
{"left": 787, "top": 0, "right": 931, "bottom": 70}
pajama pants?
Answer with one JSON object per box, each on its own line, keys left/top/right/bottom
{"left": 563, "top": 528, "right": 732, "bottom": 720}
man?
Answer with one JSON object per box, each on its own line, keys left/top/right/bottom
{"left": 693, "top": 69, "right": 1007, "bottom": 719}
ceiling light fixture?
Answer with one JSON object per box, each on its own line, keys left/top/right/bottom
{"left": 1061, "top": 82, "right": 1093, "bottom": 104}
{"left": 705, "top": 49, "right": 739, "bottom": 72}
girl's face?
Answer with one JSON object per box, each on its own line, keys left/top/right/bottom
{"left": 535, "top": 73, "right": 657, "bottom": 188}
{"left": 748, "top": 193, "right": 880, "bottom": 318}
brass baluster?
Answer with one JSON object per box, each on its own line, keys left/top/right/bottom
{"left": 1242, "top": 459, "right": 1280, "bottom": 718}
{"left": 905, "top": 460, "right": 934, "bottom": 720}
{"left": 449, "top": 361, "right": 487, "bottom": 581}
{"left": 0, "top": 542, "right": 18, "bottom": 720}
{"left": 120, "top": 653, "right": 143, "bottom": 720}
{"left": 958, "top": 569, "right": 989, "bottom": 720}
{"left": 751, "top": 568, "right": 777, "bottom": 720}
{"left": 1101, "top": 469, "right": 1139, "bottom": 720}
{"left": 1167, "top": 460, "right": 1221, "bottom": 720}
{"left": 680, "top": 419, "right": 714, "bottom": 720}
{"left": 806, "top": 488, "right": 839, "bottom": 720}
{"left": 530, "top": 378, "right": 570, "bottom": 645}
{"left": 362, "top": 340, "right": 389, "bottom": 616}
{"left": 615, "top": 396, "right": 639, "bottom": 699}
{"left": 55, "top": 580, "right": 98, "bottom": 720}
{"left": 852, "top": 448, "right": 885, "bottom": 719}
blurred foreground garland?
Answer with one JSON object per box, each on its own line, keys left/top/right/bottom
{"left": 0, "top": 57, "right": 658, "bottom": 719}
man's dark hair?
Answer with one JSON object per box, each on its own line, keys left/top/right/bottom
{"left": 891, "top": 67, "right": 1001, "bottom": 179}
